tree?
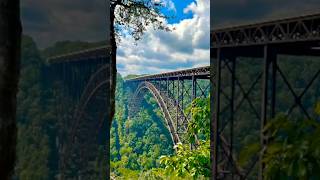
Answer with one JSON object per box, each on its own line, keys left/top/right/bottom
{"left": 0, "top": 0, "right": 22, "bottom": 179}
{"left": 108, "top": 0, "right": 170, "bottom": 125}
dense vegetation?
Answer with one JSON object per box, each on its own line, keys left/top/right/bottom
{"left": 15, "top": 36, "right": 58, "bottom": 179}
{"left": 14, "top": 35, "right": 320, "bottom": 179}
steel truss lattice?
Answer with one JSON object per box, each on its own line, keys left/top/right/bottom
{"left": 212, "top": 12, "right": 320, "bottom": 180}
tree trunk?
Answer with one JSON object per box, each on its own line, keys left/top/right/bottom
{"left": 107, "top": 4, "right": 117, "bottom": 179}
{"left": 110, "top": 6, "right": 116, "bottom": 127}
{"left": 0, "top": 0, "right": 21, "bottom": 179}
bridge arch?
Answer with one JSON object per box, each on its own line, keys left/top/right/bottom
{"left": 71, "top": 64, "right": 110, "bottom": 134}
{"left": 129, "top": 81, "right": 188, "bottom": 146}
{"left": 60, "top": 64, "right": 110, "bottom": 177}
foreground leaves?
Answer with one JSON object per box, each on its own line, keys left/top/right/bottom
{"left": 263, "top": 113, "right": 320, "bottom": 179}
{"left": 160, "top": 141, "right": 210, "bottom": 179}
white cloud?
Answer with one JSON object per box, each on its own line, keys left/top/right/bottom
{"left": 117, "top": 0, "right": 210, "bottom": 76}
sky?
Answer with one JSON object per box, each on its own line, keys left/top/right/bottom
{"left": 21, "top": 0, "right": 320, "bottom": 76}
{"left": 116, "top": 0, "right": 210, "bottom": 75}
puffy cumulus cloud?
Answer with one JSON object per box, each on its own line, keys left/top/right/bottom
{"left": 117, "top": 0, "right": 210, "bottom": 76}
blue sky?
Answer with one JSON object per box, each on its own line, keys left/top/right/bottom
{"left": 117, "top": 0, "right": 210, "bottom": 76}
{"left": 164, "top": 0, "right": 194, "bottom": 24}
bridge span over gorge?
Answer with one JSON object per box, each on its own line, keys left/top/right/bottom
{"left": 125, "top": 66, "right": 211, "bottom": 145}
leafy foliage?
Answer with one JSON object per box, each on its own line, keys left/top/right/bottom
{"left": 239, "top": 107, "right": 320, "bottom": 179}
{"left": 160, "top": 141, "right": 210, "bottom": 179}
{"left": 262, "top": 113, "right": 320, "bottom": 179}
{"left": 186, "top": 97, "right": 210, "bottom": 143}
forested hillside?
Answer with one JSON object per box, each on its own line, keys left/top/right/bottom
{"left": 15, "top": 36, "right": 58, "bottom": 179}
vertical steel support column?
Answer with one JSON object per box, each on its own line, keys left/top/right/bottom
{"left": 167, "top": 78, "right": 169, "bottom": 101}
{"left": 271, "top": 54, "right": 277, "bottom": 118}
{"left": 230, "top": 56, "right": 236, "bottom": 179}
{"left": 259, "top": 45, "right": 274, "bottom": 180}
{"left": 192, "top": 75, "right": 197, "bottom": 100}
{"left": 192, "top": 75, "right": 194, "bottom": 103}
{"left": 158, "top": 80, "right": 160, "bottom": 92}
{"left": 181, "top": 79, "right": 184, "bottom": 121}
{"left": 213, "top": 48, "right": 222, "bottom": 179}
{"left": 172, "top": 79, "right": 175, "bottom": 99}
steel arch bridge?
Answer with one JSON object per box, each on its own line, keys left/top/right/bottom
{"left": 125, "top": 66, "right": 211, "bottom": 145}
{"left": 44, "top": 46, "right": 112, "bottom": 179}
{"left": 125, "top": 67, "right": 243, "bottom": 175}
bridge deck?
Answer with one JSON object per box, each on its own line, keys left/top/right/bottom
{"left": 47, "top": 45, "right": 111, "bottom": 64}
{"left": 125, "top": 65, "right": 210, "bottom": 82}
{"left": 211, "top": 12, "right": 320, "bottom": 49}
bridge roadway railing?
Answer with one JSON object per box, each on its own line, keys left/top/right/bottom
{"left": 211, "top": 12, "right": 320, "bottom": 49}
{"left": 126, "top": 66, "right": 210, "bottom": 82}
